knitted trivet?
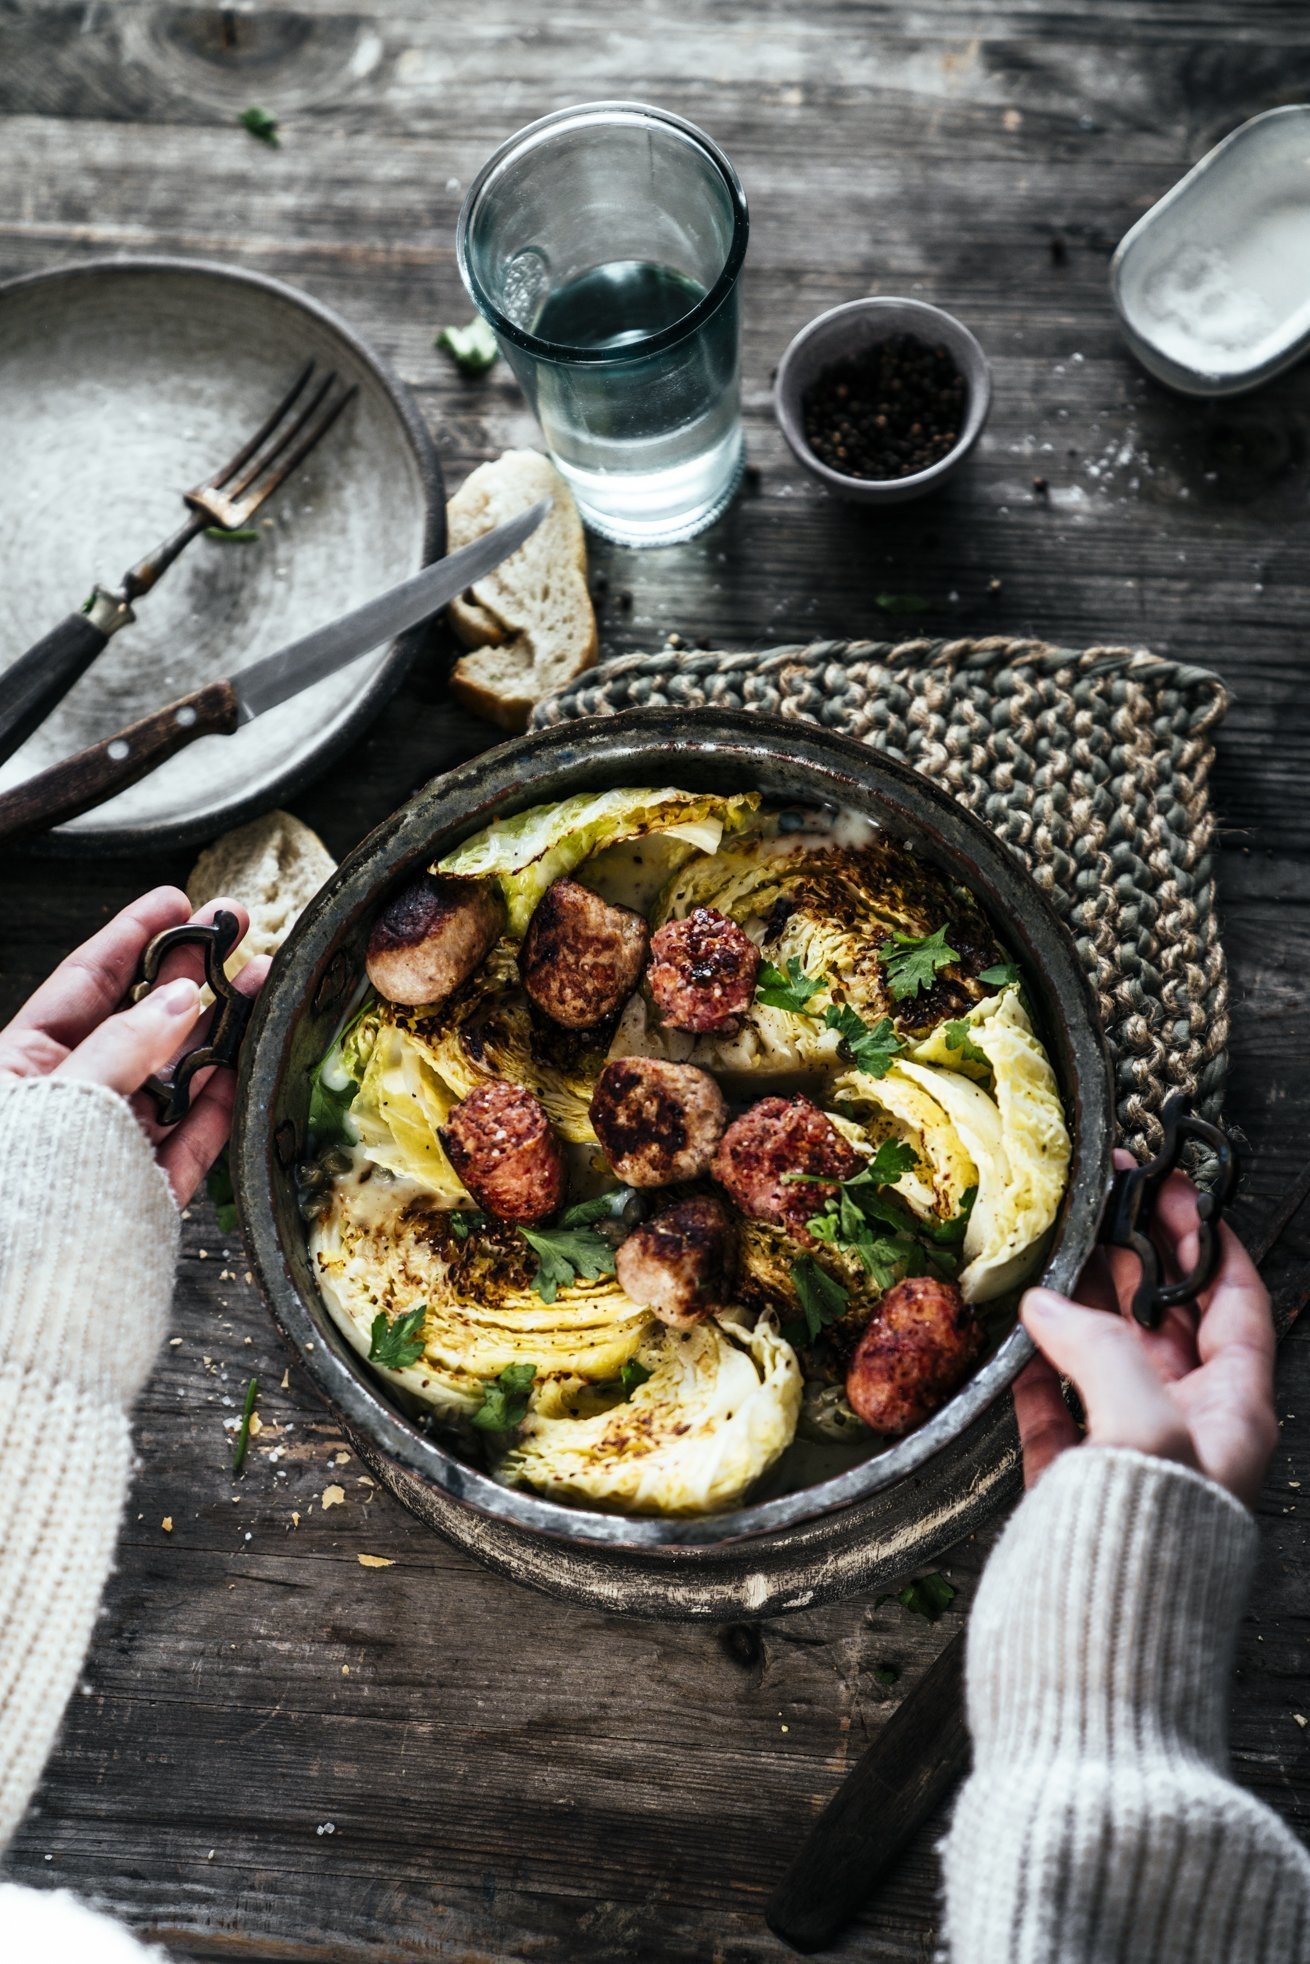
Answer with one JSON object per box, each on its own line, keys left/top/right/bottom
{"left": 532, "top": 636, "right": 1231, "bottom": 1159}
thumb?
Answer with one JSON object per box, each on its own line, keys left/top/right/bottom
{"left": 1021, "top": 1287, "right": 1200, "bottom": 1471}
{"left": 52, "top": 977, "right": 203, "bottom": 1096}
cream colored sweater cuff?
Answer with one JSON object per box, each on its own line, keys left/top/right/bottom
{"left": 0, "top": 1077, "right": 179, "bottom": 1855}
{"left": 940, "top": 1446, "right": 1310, "bottom": 1963}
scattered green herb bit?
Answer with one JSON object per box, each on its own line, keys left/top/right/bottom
{"left": 436, "top": 318, "right": 499, "bottom": 374}
{"left": 206, "top": 1151, "right": 238, "bottom": 1233}
{"left": 880, "top": 924, "right": 959, "bottom": 1001}
{"left": 823, "top": 1002, "right": 903, "bottom": 1078}
{"left": 238, "top": 105, "right": 280, "bottom": 146}
{"left": 620, "top": 1358, "right": 653, "bottom": 1394}
{"left": 80, "top": 592, "right": 96, "bottom": 615}
{"left": 873, "top": 1662, "right": 900, "bottom": 1687}
{"left": 895, "top": 1573, "right": 958, "bottom": 1621}
{"left": 368, "top": 1304, "right": 428, "bottom": 1370}
{"left": 756, "top": 956, "right": 826, "bottom": 1017}
{"left": 980, "top": 961, "right": 1022, "bottom": 989}
{"left": 922, "top": 1185, "right": 977, "bottom": 1249}
{"left": 875, "top": 592, "right": 931, "bottom": 615}
{"left": 864, "top": 1138, "right": 920, "bottom": 1185}
{"left": 558, "top": 1187, "right": 634, "bottom": 1228}
{"left": 943, "top": 1019, "right": 990, "bottom": 1068}
{"left": 204, "top": 525, "right": 260, "bottom": 544}
{"left": 450, "top": 1209, "right": 487, "bottom": 1241}
{"left": 232, "top": 1376, "right": 259, "bottom": 1474}
{"left": 473, "top": 1361, "right": 537, "bottom": 1431}
{"left": 521, "top": 1221, "right": 617, "bottom": 1304}
{"left": 787, "top": 1255, "right": 851, "bottom": 1345}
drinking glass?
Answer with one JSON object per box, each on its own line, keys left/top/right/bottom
{"left": 457, "top": 101, "right": 749, "bottom": 546}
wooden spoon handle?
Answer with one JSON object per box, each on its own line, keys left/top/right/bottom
{"left": 0, "top": 678, "right": 240, "bottom": 845}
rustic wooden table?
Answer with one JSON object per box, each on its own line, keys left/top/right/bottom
{"left": 3, "top": 5, "right": 1309, "bottom": 1958}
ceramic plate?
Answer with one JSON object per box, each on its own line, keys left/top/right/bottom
{"left": 0, "top": 257, "right": 442, "bottom": 850}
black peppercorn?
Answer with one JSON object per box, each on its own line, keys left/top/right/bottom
{"left": 800, "top": 334, "right": 968, "bottom": 482}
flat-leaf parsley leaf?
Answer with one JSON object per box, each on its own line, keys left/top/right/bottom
{"left": 786, "top": 1255, "right": 851, "bottom": 1345}
{"left": 823, "top": 1002, "right": 903, "bottom": 1077}
{"left": 436, "top": 319, "right": 499, "bottom": 374}
{"left": 238, "top": 105, "right": 280, "bottom": 146}
{"left": 980, "top": 961, "right": 1022, "bottom": 988}
{"left": 473, "top": 1362, "right": 537, "bottom": 1431}
{"left": 368, "top": 1304, "right": 427, "bottom": 1370}
{"left": 756, "top": 956, "right": 826, "bottom": 1016}
{"left": 943, "top": 1019, "right": 990, "bottom": 1069}
{"left": 880, "top": 924, "right": 959, "bottom": 1001}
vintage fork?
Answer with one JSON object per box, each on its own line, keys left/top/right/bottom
{"left": 0, "top": 360, "right": 357, "bottom": 767}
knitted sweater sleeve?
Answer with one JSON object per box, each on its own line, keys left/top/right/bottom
{"left": 939, "top": 1445, "right": 1310, "bottom": 1964}
{"left": 0, "top": 1077, "right": 178, "bottom": 1851}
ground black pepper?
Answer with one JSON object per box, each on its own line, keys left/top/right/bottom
{"left": 801, "top": 335, "right": 968, "bottom": 481}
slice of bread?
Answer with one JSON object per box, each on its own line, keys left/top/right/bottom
{"left": 187, "top": 809, "right": 336, "bottom": 976}
{"left": 446, "top": 449, "right": 598, "bottom": 732}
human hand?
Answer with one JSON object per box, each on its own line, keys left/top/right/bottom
{"left": 0, "top": 886, "right": 269, "bottom": 1207}
{"left": 1013, "top": 1152, "right": 1277, "bottom": 1508}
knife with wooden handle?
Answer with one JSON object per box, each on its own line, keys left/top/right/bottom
{"left": 0, "top": 500, "right": 549, "bottom": 846}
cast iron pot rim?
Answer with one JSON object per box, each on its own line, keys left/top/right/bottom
{"left": 0, "top": 253, "right": 444, "bottom": 857}
{"left": 234, "top": 707, "right": 1114, "bottom": 1552}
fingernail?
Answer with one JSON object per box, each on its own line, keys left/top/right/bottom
{"left": 1022, "top": 1288, "right": 1062, "bottom": 1322}
{"left": 155, "top": 978, "right": 201, "bottom": 1015}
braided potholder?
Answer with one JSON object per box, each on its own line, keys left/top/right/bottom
{"left": 532, "top": 636, "right": 1231, "bottom": 1159}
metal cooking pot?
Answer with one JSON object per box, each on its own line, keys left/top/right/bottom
{"left": 145, "top": 709, "right": 1234, "bottom": 1619}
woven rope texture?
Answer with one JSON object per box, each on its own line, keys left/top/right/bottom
{"left": 533, "top": 636, "right": 1230, "bottom": 1158}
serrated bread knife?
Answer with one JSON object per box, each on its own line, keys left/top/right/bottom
{"left": 0, "top": 499, "right": 549, "bottom": 846}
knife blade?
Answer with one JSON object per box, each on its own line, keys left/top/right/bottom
{"left": 0, "top": 500, "right": 549, "bottom": 846}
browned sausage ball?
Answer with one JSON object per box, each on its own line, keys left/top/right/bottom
{"left": 614, "top": 1194, "right": 737, "bottom": 1328}
{"left": 366, "top": 872, "right": 505, "bottom": 1008}
{"left": 647, "top": 906, "right": 761, "bottom": 1033}
{"left": 589, "top": 1057, "right": 728, "bottom": 1187}
{"left": 844, "top": 1276, "right": 983, "bottom": 1436}
{"left": 710, "top": 1096, "right": 857, "bottom": 1237}
{"left": 518, "top": 877, "right": 650, "bottom": 1030}
{"left": 440, "top": 1079, "right": 565, "bottom": 1225}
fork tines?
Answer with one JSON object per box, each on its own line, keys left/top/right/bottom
{"left": 186, "top": 360, "right": 358, "bottom": 531}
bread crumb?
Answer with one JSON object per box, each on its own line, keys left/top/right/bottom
{"left": 342, "top": 1664, "right": 350, "bottom": 1675}
{"left": 1296, "top": 1714, "right": 1308, "bottom": 1729}
{"left": 248, "top": 1412, "right": 263, "bottom": 1437}
{"left": 168, "top": 1337, "right": 183, "bottom": 1347}
{"left": 280, "top": 1370, "right": 290, "bottom": 1390}
{"left": 291, "top": 1511, "right": 301, "bottom": 1529}
{"left": 162, "top": 1517, "right": 173, "bottom": 1533}
{"left": 334, "top": 1451, "right": 350, "bottom": 1465}
{"left": 321, "top": 1484, "right": 346, "bottom": 1510}
{"left": 358, "top": 1554, "right": 394, "bottom": 1569}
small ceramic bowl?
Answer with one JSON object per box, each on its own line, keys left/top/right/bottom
{"left": 774, "top": 297, "right": 992, "bottom": 504}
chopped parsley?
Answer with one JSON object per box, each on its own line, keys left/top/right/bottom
{"left": 884, "top": 1573, "right": 957, "bottom": 1621}
{"left": 472, "top": 1362, "right": 537, "bottom": 1431}
{"left": 368, "top": 1304, "right": 427, "bottom": 1370}
{"left": 793, "top": 1148, "right": 975, "bottom": 1296}
{"left": 786, "top": 1255, "right": 851, "bottom": 1346}
{"left": 204, "top": 525, "right": 260, "bottom": 543}
{"left": 620, "top": 1358, "right": 653, "bottom": 1394}
{"left": 756, "top": 956, "right": 826, "bottom": 1016}
{"left": 980, "top": 961, "right": 1022, "bottom": 988}
{"left": 238, "top": 105, "right": 280, "bottom": 146}
{"left": 436, "top": 318, "right": 499, "bottom": 374}
{"left": 880, "top": 924, "right": 959, "bottom": 1001}
{"left": 206, "top": 1151, "right": 238, "bottom": 1233}
{"left": 450, "top": 1209, "right": 487, "bottom": 1241}
{"left": 518, "top": 1188, "right": 634, "bottom": 1301}
{"left": 943, "top": 1019, "right": 989, "bottom": 1069}
{"left": 823, "top": 1002, "right": 903, "bottom": 1078}
{"left": 232, "top": 1376, "right": 258, "bottom": 1474}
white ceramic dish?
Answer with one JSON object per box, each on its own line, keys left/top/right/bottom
{"left": 1111, "top": 105, "right": 1310, "bottom": 397}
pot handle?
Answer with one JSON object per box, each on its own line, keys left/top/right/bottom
{"left": 1100, "top": 1093, "right": 1239, "bottom": 1328}
{"left": 130, "top": 908, "right": 253, "bottom": 1126}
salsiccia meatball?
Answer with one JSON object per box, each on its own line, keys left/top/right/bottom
{"left": 615, "top": 1194, "right": 736, "bottom": 1328}
{"left": 844, "top": 1276, "right": 983, "bottom": 1436}
{"left": 441, "top": 1079, "right": 565, "bottom": 1225}
{"left": 589, "top": 1057, "right": 728, "bottom": 1187}
{"left": 519, "top": 877, "right": 650, "bottom": 1030}
{"left": 711, "top": 1096, "right": 857, "bottom": 1237}
{"left": 647, "top": 906, "right": 761, "bottom": 1033}
{"left": 366, "top": 872, "right": 505, "bottom": 1008}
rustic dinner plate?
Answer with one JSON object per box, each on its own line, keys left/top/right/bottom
{"left": 0, "top": 257, "right": 442, "bottom": 851}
